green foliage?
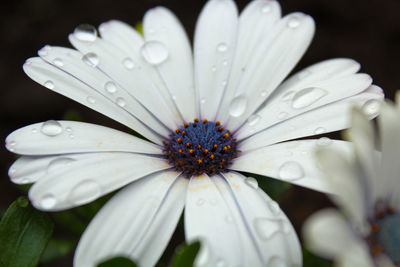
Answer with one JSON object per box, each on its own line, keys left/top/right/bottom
{"left": 62, "top": 109, "right": 84, "bottom": 121}
{"left": 169, "top": 241, "right": 200, "bottom": 267}
{"left": 134, "top": 22, "right": 143, "bottom": 35}
{"left": 98, "top": 257, "right": 137, "bottom": 267}
{"left": 40, "top": 238, "right": 75, "bottom": 263}
{"left": 303, "top": 248, "right": 333, "bottom": 267}
{"left": 0, "top": 197, "right": 54, "bottom": 267}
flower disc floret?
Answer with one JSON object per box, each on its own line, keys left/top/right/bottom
{"left": 163, "top": 119, "right": 238, "bottom": 177}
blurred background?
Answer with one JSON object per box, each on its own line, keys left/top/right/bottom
{"left": 1, "top": 0, "right": 400, "bottom": 266}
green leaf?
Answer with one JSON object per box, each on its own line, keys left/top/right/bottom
{"left": 40, "top": 238, "right": 75, "bottom": 263}
{"left": 62, "top": 109, "right": 84, "bottom": 121}
{"left": 97, "top": 257, "right": 137, "bottom": 267}
{"left": 134, "top": 22, "right": 143, "bottom": 35}
{"left": 169, "top": 241, "right": 200, "bottom": 267}
{"left": 303, "top": 248, "right": 332, "bottom": 267}
{"left": 0, "top": 197, "right": 54, "bottom": 267}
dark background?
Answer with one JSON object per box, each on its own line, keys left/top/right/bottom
{"left": 1, "top": 0, "right": 399, "bottom": 266}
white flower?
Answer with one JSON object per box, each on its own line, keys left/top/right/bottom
{"left": 5, "top": 0, "right": 383, "bottom": 266}
{"left": 303, "top": 96, "right": 400, "bottom": 267}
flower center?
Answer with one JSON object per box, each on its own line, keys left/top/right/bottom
{"left": 163, "top": 119, "right": 238, "bottom": 178}
{"left": 368, "top": 206, "right": 400, "bottom": 264}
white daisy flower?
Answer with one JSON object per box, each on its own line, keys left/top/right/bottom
{"left": 303, "top": 97, "right": 400, "bottom": 267}
{"left": 5, "top": 0, "right": 383, "bottom": 266}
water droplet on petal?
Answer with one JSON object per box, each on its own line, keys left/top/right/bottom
{"left": 217, "top": 42, "right": 228, "bottom": 52}
{"left": 47, "top": 157, "right": 75, "bottom": 173}
{"left": 291, "top": 87, "right": 328, "bottom": 109}
{"left": 261, "top": 3, "right": 272, "bottom": 13}
{"left": 66, "top": 127, "right": 72, "bottom": 132}
{"left": 229, "top": 95, "right": 247, "bottom": 117}
{"left": 248, "top": 114, "right": 261, "bottom": 126}
{"left": 222, "top": 60, "right": 228, "bottom": 66}
{"left": 197, "top": 198, "right": 205, "bottom": 206}
{"left": 216, "top": 259, "right": 227, "bottom": 267}
{"left": 52, "top": 58, "right": 64, "bottom": 67}
{"left": 116, "top": 97, "right": 126, "bottom": 107}
{"left": 211, "top": 65, "right": 217, "bottom": 72}
{"left": 104, "top": 81, "right": 117, "bottom": 94}
{"left": 74, "top": 24, "right": 98, "bottom": 42}
{"left": 260, "top": 90, "right": 268, "bottom": 97}
{"left": 7, "top": 141, "right": 16, "bottom": 152}
{"left": 287, "top": 16, "right": 301, "bottom": 28}
{"left": 277, "top": 112, "right": 289, "bottom": 120}
{"left": 278, "top": 161, "right": 304, "bottom": 181}
{"left": 362, "top": 99, "right": 380, "bottom": 116}
{"left": 281, "top": 91, "right": 295, "bottom": 101}
{"left": 39, "top": 194, "right": 57, "bottom": 209}
{"left": 221, "top": 80, "right": 227, "bottom": 87}
{"left": 268, "top": 256, "right": 287, "bottom": 267}
{"left": 314, "top": 127, "right": 326, "bottom": 134}
{"left": 68, "top": 179, "right": 102, "bottom": 205}
{"left": 38, "top": 45, "right": 51, "bottom": 56}
{"left": 200, "top": 98, "right": 206, "bottom": 104}
{"left": 245, "top": 177, "right": 258, "bottom": 189}
{"left": 44, "top": 80, "right": 54, "bottom": 89}
{"left": 86, "top": 96, "right": 96, "bottom": 104}
{"left": 122, "top": 57, "right": 135, "bottom": 69}
{"left": 225, "top": 215, "right": 233, "bottom": 224}
{"left": 31, "top": 128, "right": 37, "bottom": 133}
{"left": 297, "top": 70, "right": 312, "bottom": 80}
{"left": 141, "top": 41, "right": 169, "bottom": 65}
{"left": 171, "top": 95, "right": 177, "bottom": 101}
{"left": 268, "top": 201, "right": 281, "bottom": 215}
{"left": 41, "top": 120, "right": 63, "bottom": 137}
{"left": 82, "top": 52, "right": 99, "bottom": 67}
{"left": 254, "top": 218, "right": 281, "bottom": 240}
{"left": 317, "top": 137, "right": 332, "bottom": 146}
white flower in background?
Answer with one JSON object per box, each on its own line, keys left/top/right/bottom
{"left": 303, "top": 97, "right": 400, "bottom": 267}
{"left": 5, "top": 0, "right": 383, "bottom": 266}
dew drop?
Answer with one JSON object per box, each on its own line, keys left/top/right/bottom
{"left": 171, "top": 95, "right": 177, "bottom": 101}
{"left": 211, "top": 65, "right": 217, "bottom": 72}
{"left": 268, "top": 201, "right": 281, "bottom": 215}
{"left": 38, "top": 45, "right": 51, "bottom": 56}
{"left": 229, "top": 95, "right": 247, "bottom": 117}
{"left": 268, "top": 256, "right": 287, "bottom": 267}
{"left": 260, "top": 90, "right": 268, "bottom": 97}
{"left": 86, "top": 96, "right": 96, "bottom": 104}
{"left": 69, "top": 134, "right": 74, "bottom": 139}
{"left": 82, "top": 52, "right": 99, "bottom": 67}
{"left": 245, "top": 177, "right": 258, "bottom": 189}
{"left": 41, "top": 120, "right": 63, "bottom": 137}
{"left": 216, "top": 259, "right": 227, "bottom": 267}
{"left": 287, "top": 16, "right": 301, "bottom": 28}
{"left": 196, "top": 198, "right": 205, "bottom": 206}
{"left": 47, "top": 157, "right": 75, "bottom": 173}
{"left": 39, "top": 194, "right": 57, "bottom": 209}
{"left": 222, "top": 60, "right": 228, "bottom": 66}
{"left": 277, "top": 112, "right": 289, "bottom": 120}
{"left": 261, "top": 3, "right": 272, "bottom": 13}
{"left": 52, "top": 58, "right": 64, "bottom": 67}
{"left": 291, "top": 87, "right": 328, "bottom": 109}
{"left": 216, "top": 42, "right": 228, "bottom": 52}
{"left": 104, "top": 81, "right": 117, "bottom": 94}
{"left": 314, "top": 127, "right": 326, "bottom": 134}
{"left": 116, "top": 97, "right": 126, "bottom": 107}
{"left": 68, "top": 179, "right": 102, "bottom": 205}
{"left": 248, "top": 114, "right": 261, "bottom": 126}
{"left": 141, "top": 41, "right": 169, "bottom": 65}
{"left": 122, "top": 57, "right": 135, "bottom": 69}
{"left": 31, "top": 128, "right": 37, "bottom": 133}
{"left": 74, "top": 24, "right": 98, "bottom": 42}
{"left": 221, "top": 80, "right": 227, "bottom": 87}
{"left": 278, "top": 161, "right": 304, "bottom": 181}
{"left": 200, "top": 98, "right": 206, "bottom": 104}
{"left": 44, "top": 80, "right": 54, "bottom": 89}
{"left": 65, "top": 127, "right": 72, "bottom": 133}
{"left": 362, "top": 99, "right": 380, "bottom": 116}
{"left": 281, "top": 91, "right": 295, "bottom": 101}
{"left": 317, "top": 137, "right": 332, "bottom": 146}
{"left": 253, "top": 218, "right": 281, "bottom": 240}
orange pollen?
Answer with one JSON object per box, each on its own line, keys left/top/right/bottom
{"left": 175, "top": 129, "right": 180, "bottom": 133}
{"left": 210, "top": 154, "right": 215, "bottom": 159}
{"left": 197, "top": 144, "right": 202, "bottom": 149}
{"left": 194, "top": 118, "right": 199, "bottom": 123}
{"left": 182, "top": 131, "right": 186, "bottom": 136}
{"left": 213, "top": 144, "right": 218, "bottom": 149}
{"left": 203, "top": 119, "right": 208, "bottom": 123}
{"left": 223, "top": 133, "right": 229, "bottom": 138}
{"left": 372, "top": 244, "right": 382, "bottom": 255}
{"left": 197, "top": 159, "right": 203, "bottom": 164}
{"left": 189, "top": 149, "right": 194, "bottom": 154}
{"left": 388, "top": 206, "right": 396, "bottom": 214}
{"left": 227, "top": 145, "right": 231, "bottom": 149}
{"left": 178, "top": 149, "right": 183, "bottom": 153}
{"left": 370, "top": 223, "right": 379, "bottom": 233}
{"left": 218, "top": 126, "right": 223, "bottom": 132}
{"left": 184, "top": 123, "right": 189, "bottom": 128}
{"left": 203, "top": 149, "right": 209, "bottom": 154}
{"left": 223, "top": 146, "right": 228, "bottom": 151}
{"left": 177, "top": 138, "right": 182, "bottom": 143}
{"left": 221, "top": 159, "right": 225, "bottom": 163}
{"left": 216, "top": 121, "right": 221, "bottom": 126}
{"left": 186, "top": 142, "right": 191, "bottom": 147}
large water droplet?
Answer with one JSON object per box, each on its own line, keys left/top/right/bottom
{"left": 116, "top": 97, "right": 126, "bottom": 107}
{"left": 362, "top": 99, "right": 380, "bottom": 116}
{"left": 245, "top": 177, "right": 258, "bottom": 189}
{"left": 82, "top": 52, "right": 99, "bottom": 67}
{"left": 248, "top": 114, "right": 261, "bottom": 126}
{"left": 317, "top": 137, "right": 332, "bottom": 146}
{"left": 229, "top": 95, "right": 247, "bottom": 117}
{"left": 68, "top": 179, "right": 102, "bottom": 205}
{"left": 52, "top": 58, "right": 64, "bottom": 67}
{"left": 268, "top": 256, "right": 287, "bottom": 267}
{"left": 47, "top": 157, "right": 75, "bottom": 173}
{"left": 122, "top": 58, "right": 135, "bottom": 69}
{"left": 217, "top": 42, "right": 228, "bottom": 52}
{"left": 253, "top": 218, "right": 281, "bottom": 240}
{"left": 39, "top": 194, "right": 57, "bottom": 209}
{"left": 141, "top": 41, "right": 169, "bottom": 65}
{"left": 74, "top": 24, "right": 98, "bottom": 42}
{"left": 104, "top": 81, "right": 117, "bottom": 94}
{"left": 41, "top": 120, "right": 63, "bottom": 137}
{"left": 287, "top": 16, "right": 301, "bottom": 28}
{"left": 291, "top": 87, "right": 328, "bottom": 109}
{"left": 44, "top": 80, "right": 54, "bottom": 89}
{"left": 278, "top": 161, "right": 304, "bottom": 181}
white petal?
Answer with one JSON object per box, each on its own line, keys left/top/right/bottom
{"left": 38, "top": 46, "right": 171, "bottom": 138}
{"left": 238, "top": 85, "right": 384, "bottom": 150}
{"left": 303, "top": 208, "right": 361, "bottom": 259}
{"left": 231, "top": 139, "right": 353, "bottom": 193}
{"left": 28, "top": 153, "right": 170, "bottom": 211}
{"left": 216, "top": 0, "right": 281, "bottom": 121}
{"left": 143, "top": 7, "right": 196, "bottom": 121}
{"left": 194, "top": 0, "right": 238, "bottom": 120}
{"left": 185, "top": 174, "right": 243, "bottom": 266}
{"left": 219, "top": 172, "right": 301, "bottom": 266}
{"left": 317, "top": 147, "right": 367, "bottom": 227}
{"left": 336, "top": 244, "right": 375, "bottom": 267}
{"left": 6, "top": 121, "right": 161, "bottom": 156}
{"left": 74, "top": 171, "right": 186, "bottom": 267}
{"left": 23, "top": 57, "right": 163, "bottom": 143}
{"left": 225, "top": 12, "right": 315, "bottom": 130}
{"left": 69, "top": 33, "right": 182, "bottom": 130}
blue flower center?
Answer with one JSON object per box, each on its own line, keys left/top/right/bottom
{"left": 376, "top": 214, "right": 400, "bottom": 263}
{"left": 163, "top": 119, "right": 238, "bottom": 178}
